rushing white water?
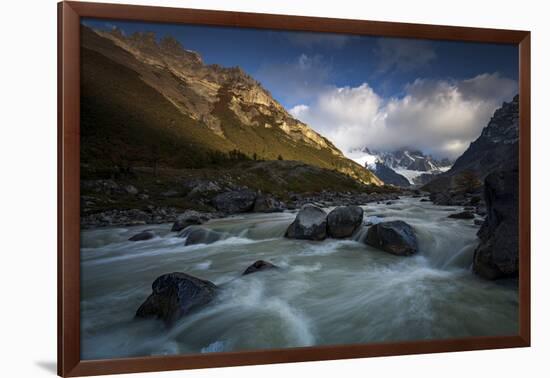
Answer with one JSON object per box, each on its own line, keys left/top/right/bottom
{"left": 80, "top": 197, "right": 518, "bottom": 360}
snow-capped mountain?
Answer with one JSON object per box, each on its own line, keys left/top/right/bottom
{"left": 348, "top": 147, "right": 453, "bottom": 186}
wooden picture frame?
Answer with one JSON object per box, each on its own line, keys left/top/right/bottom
{"left": 58, "top": 1, "right": 531, "bottom": 376}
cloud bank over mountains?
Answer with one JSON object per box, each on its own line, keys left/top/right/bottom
{"left": 290, "top": 72, "right": 517, "bottom": 159}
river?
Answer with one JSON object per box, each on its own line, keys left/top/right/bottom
{"left": 80, "top": 196, "right": 518, "bottom": 360}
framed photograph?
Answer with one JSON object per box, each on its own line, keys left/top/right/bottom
{"left": 58, "top": 1, "right": 530, "bottom": 376}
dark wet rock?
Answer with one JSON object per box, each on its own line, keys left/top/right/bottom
{"left": 473, "top": 169, "right": 519, "bottom": 279}
{"left": 474, "top": 219, "right": 484, "bottom": 226}
{"left": 135, "top": 272, "right": 217, "bottom": 325}
{"left": 181, "top": 227, "right": 225, "bottom": 246}
{"left": 327, "top": 206, "right": 364, "bottom": 238}
{"left": 253, "top": 194, "right": 285, "bottom": 213}
{"left": 242, "top": 260, "right": 279, "bottom": 275}
{"left": 470, "top": 196, "right": 482, "bottom": 206}
{"left": 128, "top": 230, "right": 155, "bottom": 241}
{"left": 212, "top": 189, "right": 257, "bottom": 213}
{"left": 448, "top": 211, "right": 475, "bottom": 219}
{"left": 171, "top": 210, "right": 205, "bottom": 232}
{"left": 420, "top": 198, "right": 430, "bottom": 202}
{"left": 365, "top": 220, "right": 418, "bottom": 256}
{"left": 285, "top": 204, "right": 327, "bottom": 241}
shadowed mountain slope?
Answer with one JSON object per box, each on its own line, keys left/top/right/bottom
{"left": 80, "top": 26, "right": 381, "bottom": 186}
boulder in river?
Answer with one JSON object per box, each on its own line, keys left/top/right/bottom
{"left": 171, "top": 210, "right": 205, "bottom": 232}
{"left": 181, "top": 227, "right": 225, "bottom": 246}
{"left": 128, "top": 230, "right": 155, "bottom": 241}
{"left": 327, "top": 206, "right": 364, "bottom": 238}
{"left": 253, "top": 194, "right": 285, "bottom": 213}
{"left": 285, "top": 204, "right": 327, "bottom": 241}
{"left": 242, "top": 260, "right": 278, "bottom": 275}
{"left": 448, "top": 211, "right": 475, "bottom": 219}
{"left": 135, "top": 272, "right": 217, "bottom": 325}
{"left": 365, "top": 220, "right": 418, "bottom": 256}
{"left": 473, "top": 169, "right": 519, "bottom": 279}
{"left": 212, "top": 189, "right": 257, "bottom": 214}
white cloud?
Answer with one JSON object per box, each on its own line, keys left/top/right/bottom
{"left": 289, "top": 73, "right": 517, "bottom": 159}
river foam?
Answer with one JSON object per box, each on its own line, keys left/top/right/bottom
{"left": 80, "top": 197, "right": 518, "bottom": 360}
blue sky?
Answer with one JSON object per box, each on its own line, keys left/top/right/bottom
{"left": 83, "top": 18, "right": 519, "bottom": 159}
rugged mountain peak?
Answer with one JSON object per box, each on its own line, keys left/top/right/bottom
{"left": 480, "top": 95, "right": 519, "bottom": 145}
{"left": 127, "top": 31, "right": 159, "bottom": 53}
{"left": 110, "top": 26, "right": 124, "bottom": 39}
{"left": 159, "top": 35, "right": 188, "bottom": 54}
{"left": 93, "top": 26, "right": 341, "bottom": 154}
{"left": 374, "top": 148, "right": 451, "bottom": 172}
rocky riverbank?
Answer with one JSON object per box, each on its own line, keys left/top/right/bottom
{"left": 80, "top": 160, "right": 403, "bottom": 228}
{"left": 81, "top": 186, "right": 402, "bottom": 228}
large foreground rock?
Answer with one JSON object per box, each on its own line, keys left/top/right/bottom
{"left": 327, "top": 206, "right": 364, "bottom": 238}
{"left": 181, "top": 227, "right": 225, "bottom": 246}
{"left": 473, "top": 169, "right": 519, "bottom": 279}
{"left": 285, "top": 204, "right": 327, "bottom": 241}
{"left": 212, "top": 190, "right": 257, "bottom": 213}
{"left": 171, "top": 210, "right": 208, "bottom": 232}
{"left": 365, "top": 220, "right": 418, "bottom": 256}
{"left": 135, "top": 272, "right": 217, "bottom": 325}
{"left": 242, "top": 260, "right": 278, "bottom": 275}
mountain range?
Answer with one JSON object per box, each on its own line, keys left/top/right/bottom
{"left": 80, "top": 24, "right": 518, "bottom": 195}
{"left": 80, "top": 26, "right": 381, "bottom": 186}
{"left": 349, "top": 147, "right": 453, "bottom": 187}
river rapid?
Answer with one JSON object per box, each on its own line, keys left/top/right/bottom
{"left": 80, "top": 196, "right": 518, "bottom": 360}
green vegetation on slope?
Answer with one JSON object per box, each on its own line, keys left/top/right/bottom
{"left": 81, "top": 47, "right": 236, "bottom": 174}
{"left": 81, "top": 160, "right": 394, "bottom": 215}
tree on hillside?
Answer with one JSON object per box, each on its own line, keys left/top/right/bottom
{"left": 456, "top": 170, "right": 481, "bottom": 193}
{"left": 150, "top": 144, "right": 162, "bottom": 176}
{"left": 277, "top": 154, "right": 283, "bottom": 161}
